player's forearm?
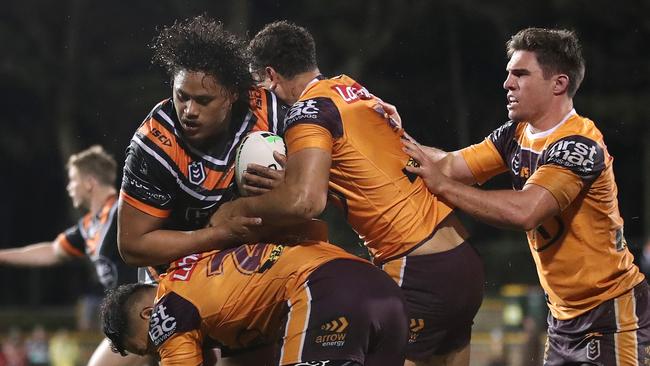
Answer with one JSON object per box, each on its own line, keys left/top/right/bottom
{"left": 0, "top": 243, "right": 63, "bottom": 267}
{"left": 239, "top": 184, "right": 325, "bottom": 227}
{"left": 436, "top": 179, "right": 534, "bottom": 231}
{"left": 118, "top": 227, "right": 232, "bottom": 267}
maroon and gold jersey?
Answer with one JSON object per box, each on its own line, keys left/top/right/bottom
{"left": 460, "top": 110, "right": 644, "bottom": 319}
{"left": 283, "top": 75, "right": 453, "bottom": 263}
{"left": 120, "top": 87, "right": 287, "bottom": 231}
{"left": 56, "top": 195, "right": 137, "bottom": 288}
{"left": 148, "top": 241, "right": 363, "bottom": 365}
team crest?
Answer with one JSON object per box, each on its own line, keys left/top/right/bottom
{"left": 586, "top": 338, "right": 600, "bottom": 361}
{"left": 188, "top": 161, "right": 206, "bottom": 185}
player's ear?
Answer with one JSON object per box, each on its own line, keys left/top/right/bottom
{"left": 265, "top": 66, "right": 277, "bottom": 81}
{"left": 553, "top": 74, "right": 570, "bottom": 96}
{"left": 140, "top": 306, "right": 153, "bottom": 320}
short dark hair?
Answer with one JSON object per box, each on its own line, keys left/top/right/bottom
{"left": 249, "top": 20, "right": 317, "bottom": 79}
{"left": 151, "top": 15, "right": 252, "bottom": 98}
{"left": 101, "top": 283, "right": 156, "bottom": 356}
{"left": 66, "top": 145, "right": 117, "bottom": 186}
{"left": 506, "top": 27, "right": 585, "bottom": 98}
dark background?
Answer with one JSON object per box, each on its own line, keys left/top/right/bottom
{"left": 1, "top": 0, "right": 648, "bottom": 306}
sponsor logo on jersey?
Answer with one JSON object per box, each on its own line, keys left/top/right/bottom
{"left": 151, "top": 127, "right": 172, "bottom": 147}
{"left": 315, "top": 316, "right": 348, "bottom": 347}
{"left": 122, "top": 176, "right": 172, "bottom": 206}
{"left": 331, "top": 82, "right": 371, "bottom": 104}
{"left": 286, "top": 100, "right": 320, "bottom": 125}
{"left": 188, "top": 161, "right": 206, "bottom": 185}
{"left": 170, "top": 254, "right": 200, "bottom": 281}
{"left": 294, "top": 361, "right": 331, "bottom": 366}
{"left": 149, "top": 302, "right": 177, "bottom": 346}
{"left": 545, "top": 136, "right": 603, "bottom": 174}
{"left": 409, "top": 318, "right": 425, "bottom": 344}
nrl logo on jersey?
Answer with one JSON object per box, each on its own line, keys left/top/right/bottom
{"left": 188, "top": 161, "right": 206, "bottom": 185}
{"left": 586, "top": 338, "right": 600, "bottom": 361}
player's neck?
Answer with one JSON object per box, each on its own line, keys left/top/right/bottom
{"left": 89, "top": 186, "right": 117, "bottom": 214}
{"left": 288, "top": 69, "right": 321, "bottom": 103}
{"left": 528, "top": 98, "right": 574, "bottom": 133}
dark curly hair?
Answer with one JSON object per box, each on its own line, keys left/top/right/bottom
{"left": 151, "top": 15, "right": 253, "bottom": 98}
{"left": 248, "top": 20, "right": 317, "bottom": 79}
{"left": 507, "top": 28, "right": 585, "bottom": 98}
{"left": 101, "top": 283, "right": 156, "bottom": 356}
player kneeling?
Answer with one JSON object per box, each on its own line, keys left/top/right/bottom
{"left": 100, "top": 225, "right": 408, "bottom": 365}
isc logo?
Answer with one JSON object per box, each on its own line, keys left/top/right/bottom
{"left": 546, "top": 137, "right": 601, "bottom": 171}
{"left": 149, "top": 303, "right": 177, "bottom": 346}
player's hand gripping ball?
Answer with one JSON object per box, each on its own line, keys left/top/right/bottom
{"left": 234, "top": 131, "right": 286, "bottom": 196}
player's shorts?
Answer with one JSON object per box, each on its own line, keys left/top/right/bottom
{"left": 381, "top": 241, "right": 485, "bottom": 360}
{"left": 544, "top": 280, "right": 650, "bottom": 366}
{"left": 277, "top": 258, "right": 408, "bottom": 366}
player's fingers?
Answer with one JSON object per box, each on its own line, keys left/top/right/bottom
{"left": 241, "top": 184, "right": 270, "bottom": 196}
{"left": 246, "top": 165, "right": 283, "bottom": 180}
{"left": 272, "top": 151, "right": 287, "bottom": 168}
{"left": 238, "top": 217, "right": 262, "bottom": 226}
{"left": 402, "top": 142, "right": 421, "bottom": 159}
{"left": 404, "top": 165, "right": 421, "bottom": 174}
{"left": 243, "top": 171, "right": 279, "bottom": 188}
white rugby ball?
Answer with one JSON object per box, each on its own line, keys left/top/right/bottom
{"left": 234, "top": 131, "right": 286, "bottom": 196}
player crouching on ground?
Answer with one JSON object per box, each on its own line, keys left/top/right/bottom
{"left": 100, "top": 223, "right": 408, "bottom": 366}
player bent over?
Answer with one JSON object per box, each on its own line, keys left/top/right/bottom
{"left": 101, "top": 224, "right": 408, "bottom": 365}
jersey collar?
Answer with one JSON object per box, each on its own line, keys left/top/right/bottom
{"left": 525, "top": 108, "right": 577, "bottom": 140}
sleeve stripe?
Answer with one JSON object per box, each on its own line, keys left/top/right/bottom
{"left": 55, "top": 233, "right": 85, "bottom": 257}
{"left": 120, "top": 191, "right": 171, "bottom": 218}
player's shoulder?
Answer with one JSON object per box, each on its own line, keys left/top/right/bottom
{"left": 543, "top": 113, "right": 608, "bottom": 175}
{"left": 132, "top": 99, "right": 179, "bottom": 153}
{"left": 487, "top": 119, "right": 523, "bottom": 144}
{"left": 247, "top": 86, "right": 287, "bottom": 134}
{"left": 302, "top": 74, "right": 370, "bottom": 102}
{"left": 554, "top": 113, "right": 604, "bottom": 143}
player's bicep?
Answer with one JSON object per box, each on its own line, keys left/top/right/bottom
{"left": 117, "top": 199, "right": 167, "bottom": 255}
{"left": 285, "top": 148, "right": 332, "bottom": 205}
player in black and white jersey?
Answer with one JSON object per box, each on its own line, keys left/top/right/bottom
{"left": 0, "top": 145, "right": 143, "bottom": 366}
{"left": 118, "top": 16, "right": 287, "bottom": 274}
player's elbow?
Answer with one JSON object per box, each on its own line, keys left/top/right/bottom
{"left": 287, "top": 188, "right": 327, "bottom": 220}
{"left": 511, "top": 208, "right": 543, "bottom": 232}
{"left": 117, "top": 234, "right": 146, "bottom": 267}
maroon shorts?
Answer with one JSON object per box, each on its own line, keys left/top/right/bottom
{"left": 277, "top": 259, "right": 409, "bottom": 366}
{"left": 381, "top": 241, "right": 485, "bottom": 360}
{"left": 544, "top": 280, "right": 650, "bottom": 365}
